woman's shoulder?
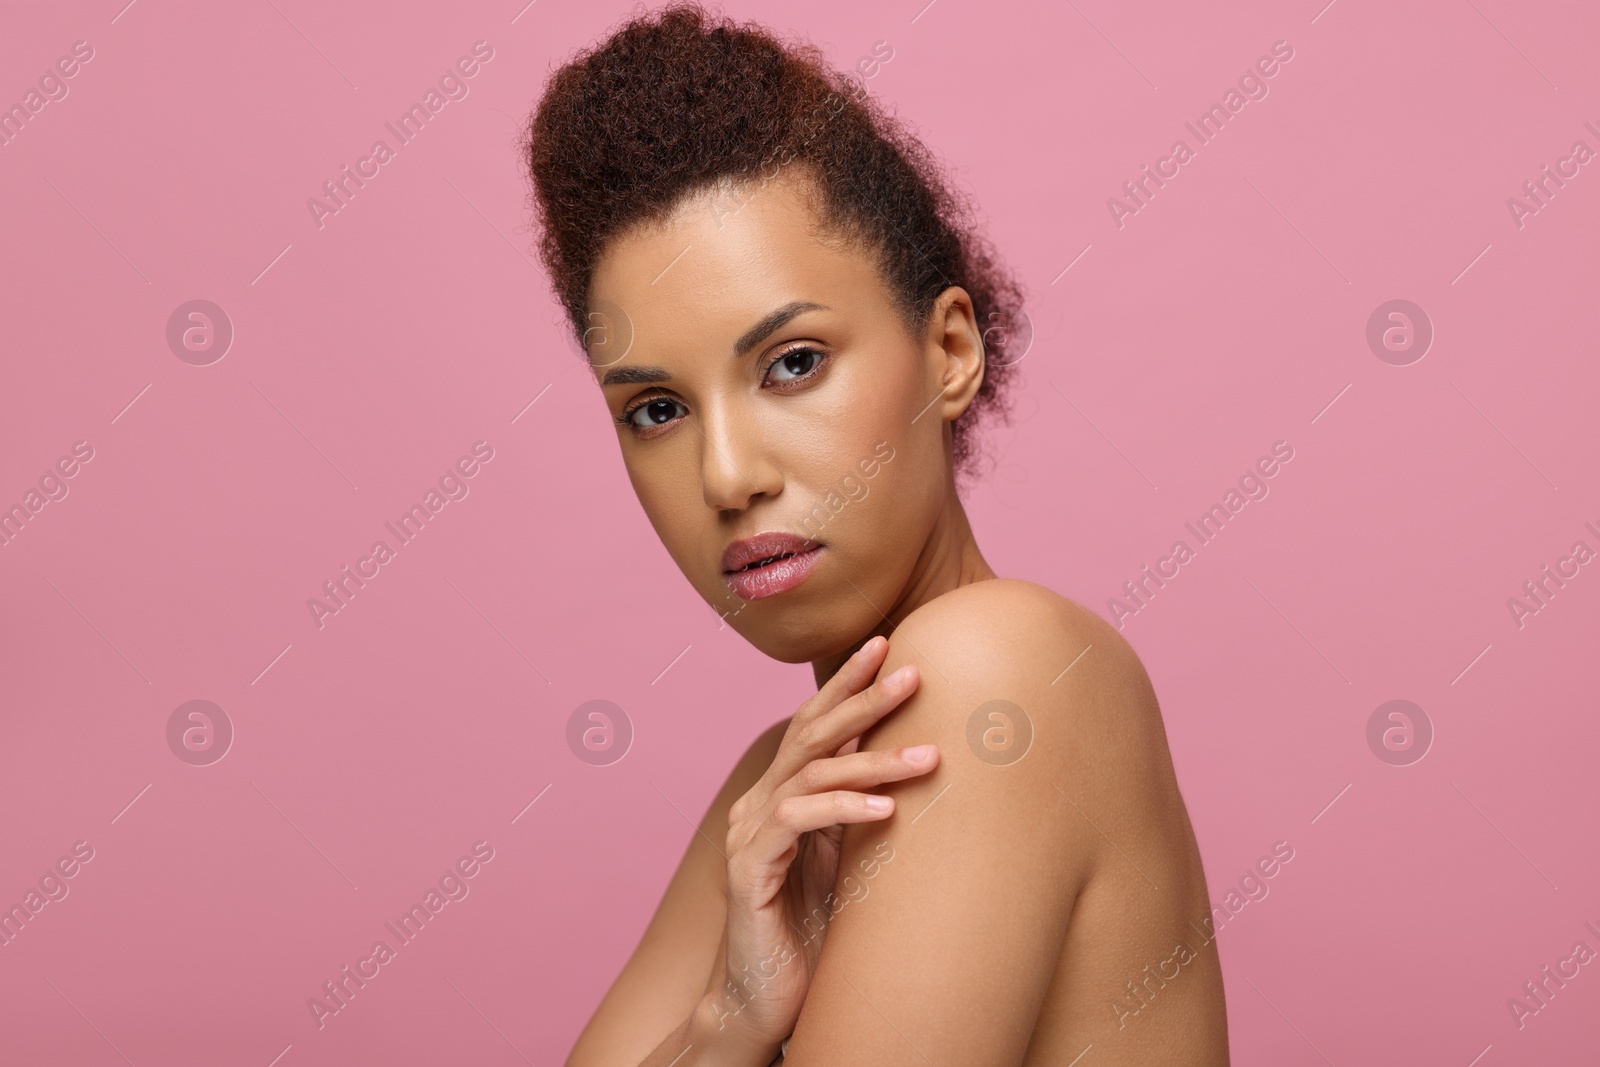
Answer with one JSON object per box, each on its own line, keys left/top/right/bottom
{"left": 828, "top": 579, "right": 1178, "bottom": 942}
{"left": 892, "top": 578, "right": 1147, "bottom": 691}
{"left": 897, "top": 577, "right": 1106, "bottom": 635}
{"left": 876, "top": 577, "right": 1166, "bottom": 762}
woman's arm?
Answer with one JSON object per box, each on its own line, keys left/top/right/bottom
{"left": 617, "top": 990, "right": 788, "bottom": 1067}
{"left": 777, "top": 580, "right": 1165, "bottom": 1065}
{"left": 564, "top": 717, "right": 791, "bottom": 1067}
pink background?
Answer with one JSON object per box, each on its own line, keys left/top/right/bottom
{"left": 3, "top": 0, "right": 1598, "bottom": 1063}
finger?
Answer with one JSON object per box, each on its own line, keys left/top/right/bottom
{"left": 737, "top": 790, "right": 897, "bottom": 870}
{"left": 773, "top": 745, "right": 940, "bottom": 806}
{"left": 793, "top": 635, "right": 889, "bottom": 728}
{"left": 739, "top": 641, "right": 902, "bottom": 820}
{"left": 772, "top": 663, "right": 920, "bottom": 779}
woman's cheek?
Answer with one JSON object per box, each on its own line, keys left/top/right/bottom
{"left": 631, "top": 476, "right": 705, "bottom": 575}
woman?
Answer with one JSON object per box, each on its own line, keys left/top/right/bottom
{"left": 520, "top": 5, "right": 1229, "bottom": 1064}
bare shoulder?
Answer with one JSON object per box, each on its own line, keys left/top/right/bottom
{"left": 886, "top": 577, "right": 1161, "bottom": 732}
{"left": 785, "top": 582, "right": 1187, "bottom": 1062}
{"left": 894, "top": 576, "right": 1111, "bottom": 641}
{"left": 861, "top": 577, "right": 1181, "bottom": 832}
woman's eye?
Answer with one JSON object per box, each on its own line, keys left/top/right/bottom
{"left": 766, "top": 347, "right": 824, "bottom": 384}
{"left": 620, "top": 350, "right": 823, "bottom": 435}
{"left": 625, "top": 397, "right": 686, "bottom": 430}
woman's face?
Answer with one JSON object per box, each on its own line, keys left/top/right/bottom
{"left": 585, "top": 169, "right": 982, "bottom": 664}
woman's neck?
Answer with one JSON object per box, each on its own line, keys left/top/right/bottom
{"left": 810, "top": 484, "right": 995, "bottom": 688}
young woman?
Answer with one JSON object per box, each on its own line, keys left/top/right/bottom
{"left": 520, "top": 5, "right": 1229, "bottom": 1064}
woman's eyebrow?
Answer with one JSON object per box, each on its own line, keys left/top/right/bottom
{"left": 598, "top": 300, "right": 830, "bottom": 388}
{"left": 733, "top": 300, "right": 829, "bottom": 357}
{"left": 599, "top": 365, "right": 671, "bottom": 386}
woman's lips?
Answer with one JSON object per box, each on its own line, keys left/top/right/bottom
{"left": 723, "top": 544, "right": 824, "bottom": 601}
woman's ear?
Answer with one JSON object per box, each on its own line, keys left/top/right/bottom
{"left": 924, "top": 286, "right": 986, "bottom": 423}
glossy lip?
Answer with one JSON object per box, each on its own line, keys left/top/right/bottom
{"left": 722, "top": 531, "right": 820, "bottom": 573}
{"left": 722, "top": 531, "right": 824, "bottom": 602}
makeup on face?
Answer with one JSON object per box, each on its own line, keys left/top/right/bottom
{"left": 585, "top": 171, "right": 953, "bottom": 663}
{"left": 722, "top": 531, "right": 824, "bottom": 601}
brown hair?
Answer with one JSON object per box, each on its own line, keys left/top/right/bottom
{"left": 518, "top": 1, "right": 1026, "bottom": 482}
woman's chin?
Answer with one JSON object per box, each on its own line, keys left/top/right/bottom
{"left": 738, "top": 628, "right": 825, "bottom": 665}
{"left": 724, "top": 614, "right": 850, "bottom": 666}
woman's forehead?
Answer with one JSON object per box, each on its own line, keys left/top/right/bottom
{"left": 592, "top": 171, "right": 861, "bottom": 296}
{"left": 587, "top": 177, "right": 885, "bottom": 350}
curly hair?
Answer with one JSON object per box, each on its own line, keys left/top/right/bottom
{"left": 518, "top": 0, "right": 1027, "bottom": 483}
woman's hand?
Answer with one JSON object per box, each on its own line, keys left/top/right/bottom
{"left": 705, "top": 635, "right": 940, "bottom": 1055}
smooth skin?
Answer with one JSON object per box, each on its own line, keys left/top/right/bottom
{"left": 563, "top": 164, "right": 1228, "bottom": 1066}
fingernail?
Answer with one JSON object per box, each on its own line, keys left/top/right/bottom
{"left": 885, "top": 665, "right": 916, "bottom": 687}
{"left": 902, "top": 744, "right": 936, "bottom": 763}
{"left": 864, "top": 795, "right": 893, "bottom": 811}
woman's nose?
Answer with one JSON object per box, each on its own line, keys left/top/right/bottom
{"left": 698, "top": 402, "right": 781, "bottom": 511}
